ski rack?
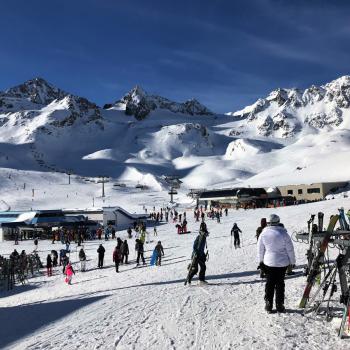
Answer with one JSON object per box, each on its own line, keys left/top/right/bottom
{"left": 296, "top": 214, "right": 350, "bottom": 338}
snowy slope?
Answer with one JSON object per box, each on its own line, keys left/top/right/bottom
{"left": 1, "top": 196, "right": 349, "bottom": 349}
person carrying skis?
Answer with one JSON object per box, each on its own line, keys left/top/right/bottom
{"left": 256, "top": 218, "right": 267, "bottom": 241}
{"left": 64, "top": 260, "right": 75, "bottom": 285}
{"left": 187, "top": 229, "right": 209, "bottom": 285}
{"left": 257, "top": 214, "right": 296, "bottom": 313}
{"left": 79, "top": 248, "right": 86, "bottom": 271}
{"left": 46, "top": 254, "right": 53, "bottom": 277}
{"left": 121, "top": 240, "right": 129, "bottom": 264}
{"left": 154, "top": 241, "right": 164, "bottom": 266}
{"left": 113, "top": 246, "right": 121, "bottom": 272}
{"left": 97, "top": 244, "right": 105, "bottom": 268}
{"left": 135, "top": 238, "right": 146, "bottom": 266}
{"left": 231, "top": 223, "right": 242, "bottom": 248}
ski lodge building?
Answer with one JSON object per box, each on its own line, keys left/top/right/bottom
{"left": 196, "top": 181, "right": 348, "bottom": 208}
{"left": 0, "top": 207, "right": 149, "bottom": 241}
{"left": 277, "top": 181, "right": 348, "bottom": 202}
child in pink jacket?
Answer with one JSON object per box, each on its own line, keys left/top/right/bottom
{"left": 64, "top": 261, "right": 75, "bottom": 285}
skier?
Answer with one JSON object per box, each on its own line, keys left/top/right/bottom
{"left": 231, "top": 223, "right": 242, "bottom": 248}
{"left": 51, "top": 250, "right": 58, "bottom": 267}
{"left": 97, "top": 227, "right": 102, "bottom": 240}
{"left": 113, "top": 246, "right": 121, "bottom": 272}
{"left": 256, "top": 218, "right": 267, "bottom": 241}
{"left": 117, "top": 237, "right": 123, "bottom": 250}
{"left": 135, "top": 238, "right": 146, "bottom": 266}
{"left": 79, "top": 248, "right": 86, "bottom": 271}
{"left": 257, "top": 214, "right": 296, "bottom": 313}
{"left": 199, "top": 221, "right": 208, "bottom": 234}
{"left": 127, "top": 227, "right": 132, "bottom": 239}
{"left": 154, "top": 226, "right": 158, "bottom": 236}
{"left": 105, "top": 224, "right": 112, "bottom": 241}
{"left": 34, "top": 237, "right": 38, "bottom": 252}
{"left": 46, "top": 254, "right": 53, "bottom": 277}
{"left": 216, "top": 211, "right": 220, "bottom": 223}
{"left": 121, "top": 240, "right": 129, "bottom": 264}
{"left": 154, "top": 241, "right": 165, "bottom": 266}
{"left": 97, "top": 244, "right": 105, "bottom": 268}
{"left": 187, "top": 229, "right": 209, "bottom": 285}
{"left": 64, "top": 260, "right": 75, "bottom": 285}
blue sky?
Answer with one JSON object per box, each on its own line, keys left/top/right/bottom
{"left": 1, "top": 0, "right": 350, "bottom": 112}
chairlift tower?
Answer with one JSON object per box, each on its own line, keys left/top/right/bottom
{"left": 164, "top": 175, "right": 182, "bottom": 204}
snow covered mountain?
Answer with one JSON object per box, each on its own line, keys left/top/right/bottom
{"left": 228, "top": 76, "right": 350, "bottom": 138}
{"left": 105, "top": 85, "right": 213, "bottom": 119}
{"left": 0, "top": 75, "right": 349, "bottom": 193}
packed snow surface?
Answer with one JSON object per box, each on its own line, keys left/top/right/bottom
{"left": 1, "top": 195, "right": 350, "bottom": 350}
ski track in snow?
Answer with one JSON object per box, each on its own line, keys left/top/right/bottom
{"left": 1, "top": 198, "right": 349, "bottom": 349}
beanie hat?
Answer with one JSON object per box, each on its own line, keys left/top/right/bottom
{"left": 268, "top": 214, "right": 280, "bottom": 225}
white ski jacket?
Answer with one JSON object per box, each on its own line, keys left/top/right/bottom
{"left": 257, "top": 225, "right": 296, "bottom": 267}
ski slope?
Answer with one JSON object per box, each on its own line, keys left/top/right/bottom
{"left": 1, "top": 197, "right": 349, "bottom": 350}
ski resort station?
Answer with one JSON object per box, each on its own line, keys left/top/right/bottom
{"left": 0, "top": 207, "right": 148, "bottom": 241}
{"left": 196, "top": 181, "right": 348, "bottom": 208}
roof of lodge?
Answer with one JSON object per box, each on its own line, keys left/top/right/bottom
{"left": 199, "top": 187, "right": 267, "bottom": 199}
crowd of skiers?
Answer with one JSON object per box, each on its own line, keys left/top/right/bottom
{"left": 6, "top": 204, "right": 297, "bottom": 314}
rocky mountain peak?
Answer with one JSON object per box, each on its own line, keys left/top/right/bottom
{"left": 107, "top": 86, "right": 213, "bottom": 119}
{"left": 4, "top": 77, "right": 67, "bottom": 105}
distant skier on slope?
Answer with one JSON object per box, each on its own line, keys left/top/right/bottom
{"left": 257, "top": 214, "right": 295, "bottom": 313}
{"left": 231, "top": 223, "right": 242, "bottom": 248}
{"left": 113, "top": 245, "right": 121, "bottom": 272}
{"left": 256, "top": 218, "right": 267, "bottom": 241}
{"left": 135, "top": 238, "right": 146, "bottom": 266}
{"left": 154, "top": 241, "right": 164, "bottom": 266}
{"left": 186, "top": 229, "right": 209, "bottom": 285}
{"left": 64, "top": 260, "right": 75, "bottom": 285}
{"left": 97, "top": 244, "right": 105, "bottom": 268}
{"left": 79, "top": 248, "right": 86, "bottom": 272}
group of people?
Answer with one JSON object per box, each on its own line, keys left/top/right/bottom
{"left": 8, "top": 203, "right": 296, "bottom": 314}
{"left": 186, "top": 211, "right": 295, "bottom": 314}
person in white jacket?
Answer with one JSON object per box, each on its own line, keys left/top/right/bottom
{"left": 257, "top": 214, "right": 296, "bottom": 313}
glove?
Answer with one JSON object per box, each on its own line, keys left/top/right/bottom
{"left": 258, "top": 262, "right": 267, "bottom": 273}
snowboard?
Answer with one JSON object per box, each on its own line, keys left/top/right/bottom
{"left": 150, "top": 249, "right": 159, "bottom": 266}
{"left": 299, "top": 215, "right": 339, "bottom": 309}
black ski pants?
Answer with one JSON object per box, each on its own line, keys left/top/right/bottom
{"left": 188, "top": 257, "right": 206, "bottom": 282}
{"left": 234, "top": 233, "right": 240, "bottom": 247}
{"left": 115, "top": 259, "right": 120, "bottom": 272}
{"left": 265, "top": 266, "right": 287, "bottom": 306}
{"left": 137, "top": 252, "right": 145, "bottom": 264}
{"left": 121, "top": 254, "right": 128, "bottom": 264}
{"left": 98, "top": 254, "right": 104, "bottom": 268}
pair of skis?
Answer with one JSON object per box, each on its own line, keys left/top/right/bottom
{"left": 304, "top": 213, "right": 324, "bottom": 276}
{"left": 299, "top": 214, "right": 339, "bottom": 309}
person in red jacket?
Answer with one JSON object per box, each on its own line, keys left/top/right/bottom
{"left": 113, "top": 246, "right": 121, "bottom": 272}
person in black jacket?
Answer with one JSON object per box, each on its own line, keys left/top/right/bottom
{"left": 97, "top": 244, "right": 105, "bottom": 268}
{"left": 155, "top": 241, "right": 165, "bottom": 266}
{"left": 46, "top": 254, "right": 53, "bottom": 277}
{"left": 231, "top": 223, "right": 242, "bottom": 248}
{"left": 51, "top": 250, "right": 58, "bottom": 267}
{"left": 135, "top": 239, "right": 146, "bottom": 266}
{"left": 121, "top": 240, "right": 129, "bottom": 264}
{"left": 79, "top": 248, "right": 86, "bottom": 271}
{"left": 187, "top": 229, "right": 208, "bottom": 285}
